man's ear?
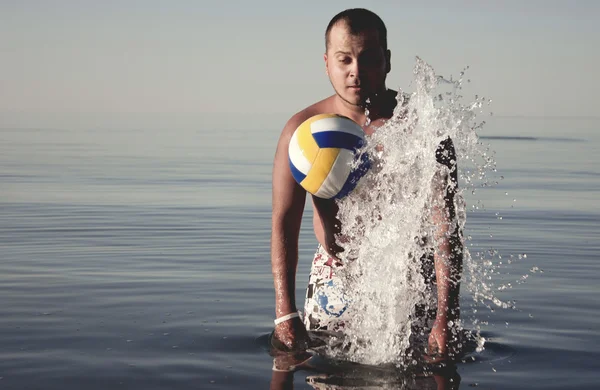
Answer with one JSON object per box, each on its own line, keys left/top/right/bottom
{"left": 385, "top": 49, "right": 391, "bottom": 74}
{"left": 324, "top": 53, "right": 329, "bottom": 75}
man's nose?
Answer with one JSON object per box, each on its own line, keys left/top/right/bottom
{"left": 349, "top": 60, "right": 360, "bottom": 78}
{"left": 350, "top": 60, "right": 366, "bottom": 79}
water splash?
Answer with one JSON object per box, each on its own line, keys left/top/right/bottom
{"left": 364, "top": 98, "right": 372, "bottom": 127}
{"left": 329, "top": 57, "right": 512, "bottom": 366}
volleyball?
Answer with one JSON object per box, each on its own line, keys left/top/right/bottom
{"left": 288, "top": 113, "right": 371, "bottom": 199}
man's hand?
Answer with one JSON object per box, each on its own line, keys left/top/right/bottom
{"left": 428, "top": 316, "right": 460, "bottom": 362}
{"left": 272, "top": 317, "right": 310, "bottom": 352}
{"left": 428, "top": 317, "right": 449, "bottom": 359}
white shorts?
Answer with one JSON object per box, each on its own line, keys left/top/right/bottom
{"left": 303, "top": 245, "right": 350, "bottom": 331}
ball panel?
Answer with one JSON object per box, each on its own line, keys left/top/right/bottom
{"left": 288, "top": 156, "right": 307, "bottom": 184}
{"left": 334, "top": 152, "right": 371, "bottom": 199}
{"left": 314, "top": 148, "right": 355, "bottom": 199}
{"left": 296, "top": 121, "right": 319, "bottom": 163}
{"left": 312, "top": 130, "right": 364, "bottom": 151}
{"left": 288, "top": 130, "right": 312, "bottom": 176}
{"left": 310, "top": 116, "right": 366, "bottom": 139}
{"left": 300, "top": 147, "right": 340, "bottom": 195}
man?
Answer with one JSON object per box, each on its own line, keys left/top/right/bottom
{"left": 271, "top": 8, "right": 462, "bottom": 359}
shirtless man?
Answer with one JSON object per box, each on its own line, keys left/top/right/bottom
{"left": 271, "top": 8, "right": 462, "bottom": 359}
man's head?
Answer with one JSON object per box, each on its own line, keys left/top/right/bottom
{"left": 324, "top": 8, "right": 391, "bottom": 107}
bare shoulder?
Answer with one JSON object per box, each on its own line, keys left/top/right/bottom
{"left": 280, "top": 96, "right": 336, "bottom": 138}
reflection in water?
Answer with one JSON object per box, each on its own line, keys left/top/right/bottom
{"left": 265, "top": 331, "right": 463, "bottom": 390}
{"left": 258, "top": 329, "right": 515, "bottom": 389}
{"left": 269, "top": 350, "right": 461, "bottom": 389}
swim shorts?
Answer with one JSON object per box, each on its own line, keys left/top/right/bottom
{"left": 303, "top": 245, "right": 350, "bottom": 331}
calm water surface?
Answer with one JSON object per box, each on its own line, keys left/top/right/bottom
{"left": 1, "top": 117, "right": 599, "bottom": 389}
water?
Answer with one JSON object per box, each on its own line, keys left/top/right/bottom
{"left": 1, "top": 115, "right": 600, "bottom": 387}
{"left": 333, "top": 59, "right": 490, "bottom": 365}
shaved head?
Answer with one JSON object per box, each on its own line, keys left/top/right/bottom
{"left": 325, "top": 8, "right": 388, "bottom": 52}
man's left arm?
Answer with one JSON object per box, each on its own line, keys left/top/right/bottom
{"left": 429, "top": 138, "right": 463, "bottom": 359}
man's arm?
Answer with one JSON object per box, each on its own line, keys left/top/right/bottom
{"left": 271, "top": 114, "right": 310, "bottom": 349}
{"left": 429, "top": 138, "right": 463, "bottom": 358}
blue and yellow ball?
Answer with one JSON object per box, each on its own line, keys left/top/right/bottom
{"left": 288, "top": 113, "right": 371, "bottom": 199}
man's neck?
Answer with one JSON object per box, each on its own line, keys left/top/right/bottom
{"left": 333, "top": 89, "right": 395, "bottom": 126}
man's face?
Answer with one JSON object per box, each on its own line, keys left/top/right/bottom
{"left": 325, "top": 22, "right": 391, "bottom": 107}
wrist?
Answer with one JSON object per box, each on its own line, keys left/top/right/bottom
{"left": 274, "top": 291, "right": 296, "bottom": 317}
{"left": 275, "top": 303, "right": 297, "bottom": 317}
{"left": 274, "top": 311, "right": 300, "bottom": 326}
{"left": 435, "top": 310, "right": 449, "bottom": 324}
{"left": 435, "top": 309, "right": 459, "bottom": 326}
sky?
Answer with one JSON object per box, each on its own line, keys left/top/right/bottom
{"left": 1, "top": 0, "right": 599, "bottom": 130}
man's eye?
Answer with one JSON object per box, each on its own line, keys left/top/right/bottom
{"left": 339, "top": 57, "right": 351, "bottom": 64}
{"left": 361, "top": 54, "right": 382, "bottom": 66}
{"left": 362, "top": 57, "right": 376, "bottom": 64}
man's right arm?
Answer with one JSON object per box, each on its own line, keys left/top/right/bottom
{"left": 271, "top": 114, "right": 310, "bottom": 350}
